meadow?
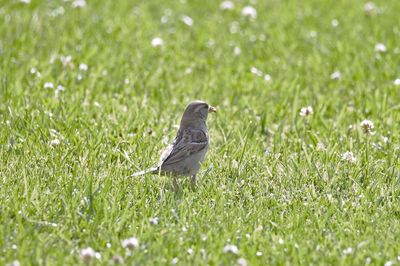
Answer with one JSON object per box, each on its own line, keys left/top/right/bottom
{"left": 1, "top": 0, "right": 400, "bottom": 265}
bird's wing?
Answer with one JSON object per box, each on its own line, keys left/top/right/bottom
{"left": 160, "top": 128, "right": 208, "bottom": 166}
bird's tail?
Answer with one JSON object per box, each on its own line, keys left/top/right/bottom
{"left": 128, "top": 167, "right": 159, "bottom": 177}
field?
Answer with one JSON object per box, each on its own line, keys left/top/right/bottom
{"left": 1, "top": 0, "right": 400, "bottom": 265}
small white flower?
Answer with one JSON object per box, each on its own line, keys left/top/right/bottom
{"left": 79, "top": 63, "right": 88, "bottom": 71}
{"left": 72, "top": 0, "right": 86, "bottom": 8}
{"left": 299, "top": 106, "right": 313, "bottom": 117}
{"left": 393, "top": 78, "right": 400, "bottom": 85}
{"left": 151, "top": 37, "right": 164, "bottom": 48}
{"left": 223, "top": 244, "right": 239, "bottom": 254}
{"left": 375, "top": 43, "right": 387, "bottom": 53}
{"left": 185, "top": 67, "right": 193, "bottom": 74}
{"left": 60, "top": 55, "right": 74, "bottom": 68}
{"left": 106, "top": 243, "right": 112, "bottom": 248}
{"left": 181, "top": 15, "right": 193, "bottom": 26}
{"left": 50, "top": 139, "right": 61, "bottom": 147}
{"left": 264, "top": 74, "right": 271, "bottom": 82}
{"left": 237, "top": 258, "right": 247, "bottom": 266}
{"left": 342, "top": 151, "right": 357, "bottom": 164}
{"left": 220, "top": 1, "right": 234, "bottom": 11}
{"left": 316, "top": 142, "right": 326, "bottom": 151}
{"left": 187, "top": 248, "right": 194, "bottom": 255}
{"left": 331, "top": 19, "right": 339, "bottom": 28}
{"left": 278, "top": 238, "right": 284, "bottom": 244}
{"left": 44, "top": 82, "right": 54, "bottom": 89}
{"left": 364, "top": 2, "right": 376, "bottom": 15}
{"left": 19, "top": 0, "right": 30, "bottom": 4}
{"left": 256, "top": 251, "right": 262, "bottom": 256}
{"left": 330, "top": 71, "right": 341, "bottom": 80}
{"left": 122, "top": 237, "right": 139, "bottom": 250}
{"left": 233, "top": 46, "right": 241, "bottom": 56}
{"left": 384, "top": 261, "right": 395, "bottom": 266}
{"left": 80, "top": 247, "right": 96, "bottom": 264}
{"left": 149, "top": 217, "right": 159, "bottom": 225}
{"left": 30, "top": 67, "right": 37, "bottom": 74}
{"left": 171, "top": 257, "right": 179, "bottom": 265}
{"left": 250, "top": 67, "right": 263, "bottom": 77}
{"left": 360, "top": 119, "right": 374, "bottom": 135}
{"left": 241, "top": 6, "right": 257, "bottom": 19}
{"left": 343, "top": 247, "right": 353, "bottom": 255}
{"left": 7, "top": 260, "right": 20, "bottom": 266}
{"left": 56, "top": 85, "right": 65, "bottom": 92}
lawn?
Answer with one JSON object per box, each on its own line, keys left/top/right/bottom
{"left": 1, "top": 0, "right": 400, "bottom": 265}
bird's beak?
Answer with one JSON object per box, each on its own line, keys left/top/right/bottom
{"left": 208, "top": 106, "right": 217, "bottom": 113}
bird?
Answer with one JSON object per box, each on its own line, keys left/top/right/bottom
{"left": 130, "top": 100, "right": 216, "bottom": 187}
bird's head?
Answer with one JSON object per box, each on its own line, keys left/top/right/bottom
{"left": 180, "top": 100, "right": 216, "bottom": 127}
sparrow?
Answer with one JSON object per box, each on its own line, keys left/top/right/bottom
{"left": 130, "top": 100, "right": 216, "bottom": 186}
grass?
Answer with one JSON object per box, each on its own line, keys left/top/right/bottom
{"left": 1, "top": 0, "right": 400, "bottom": 265}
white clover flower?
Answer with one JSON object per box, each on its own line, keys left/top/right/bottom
{"left": 309, "top": 31, "right": 317, "bottom": 38}
{"left": 185, "top": 67, "right": 193, "bottom": 75}
{"left": 223, "top": 244, "right": 239, "bottom": 254}
{"left": 316, "top": 142, "right": 326, "bottom": 151}
{"left": 30, "top": 67, "right": 41, "bottom": 77}
{"left": 299, "top": 106, "right": 313, "bottom": 117}
{"left": 44, "top": 82, "right": 54, "bottom": 89}
{"left": 341, "top": 151, "right": 357, "bottom": 164}
{"left": 50, "top": 139, "right": 61, "bottom": 147}
{"left": 237, "top": 258, "right": 247, "bottom": 266}
{"left": 6, "top": 260, "right": 20, "bottom": 266}
{"left": 80, "top": 247, "right": 95, "bottom": 264}
{"left": 364, "top": 2, "right": 376, "bottom": 15}
{"left": 375, "top": 43, "right": 387, "bottom": 53}
{"left": 241, "top": 6, "right": 257, "bottom": 19}
{"left": 79, "top": 63, "right": 88, "bottom": 71}
{"left": 181, "top": 15, "right": 193, "bottom": 26}
{"left": 343, "top": 247, "right": 353, "bottom": 255}
{"left": 30, "top": 67, "right": 37, "bottom": 74}
{"left": 393, "top": 78, "right": 400, "bottom": 85}
{"left": 250, "top": 67, "right": 263, "bottom": 77}
{"left": 171, "top": 257, "right": 179, "bottom": 265}
{"left": 220, "top": 1, "right": 234, "bottom": 11}
{"left": 149, "top": 217, "right": 159, "bottom": 225}
{"left": 60, "top": 55, "right": 74, "bottom": 68}
{"left": 72, "top": 0, "right": 86, "bottom": 8}
{"left": 122, "top": 237, "right": 139, "bottom": 250}
{"left": 151, "top": 37, "right": 164, "bottom": 48}
{"left": 233, "top": 46, "right": 241, "bottom": 56}
{"left": 264, "top": 74, "right": 271, "bottom": 82}
{"left": 360, "top": 119, "right": 374, "bottom": 135}
{"left": 256, "top": 251, "right": 262, "bottom": 256}
{"left": 385, "top": 261, "right": 395, "bottom": 266}
{"left": 330, "top": 71, "right": 341, "bottom": 80}
{"left": 331, "top": 19, "right": 339, "bottom": 28}
{"left": 187, "top": 248, "right": 194, "bottom": 255}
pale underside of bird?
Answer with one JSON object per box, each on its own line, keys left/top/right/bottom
{"left": 130, "top": 100, "right": 216, "bottom": 186}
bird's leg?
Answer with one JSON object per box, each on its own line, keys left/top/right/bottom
{"left": 172, "top": 176, "right": 179, "bottom": 192}
{"left": 191, "top": 175, "right": 197, "bottom": 187}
